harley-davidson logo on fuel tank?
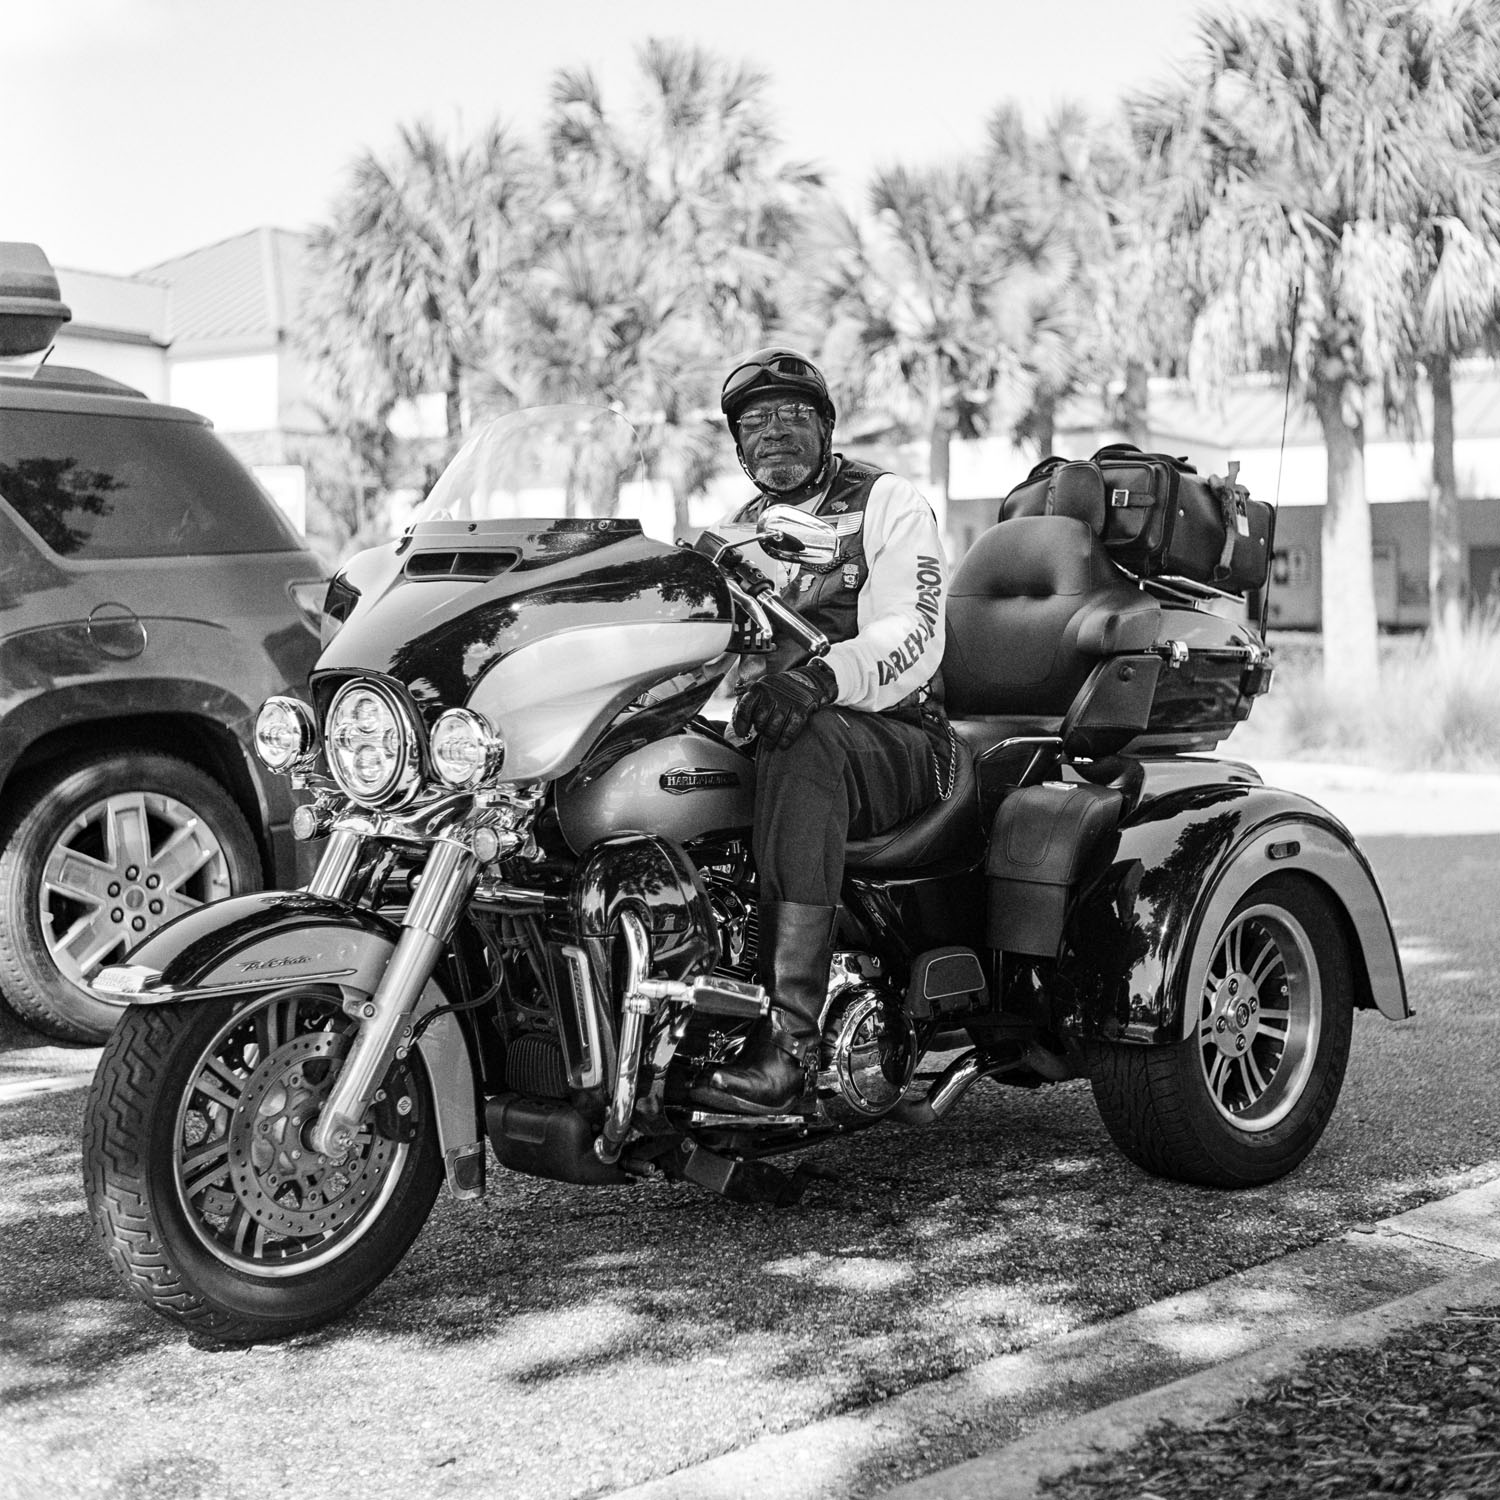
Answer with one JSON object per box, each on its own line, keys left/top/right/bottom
{"left": 660, "top": 768, "right": 741, "bottom": 795}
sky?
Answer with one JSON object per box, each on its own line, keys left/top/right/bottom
{"left": 3, "top": 0, "right": 1212, "bottom": 278}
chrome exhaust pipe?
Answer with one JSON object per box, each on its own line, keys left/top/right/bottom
{"left": 891, "top": 1039, "right": 1076, "bottom": 1127}
{"left": 889, "top": 1050, "right": 987, "bottom": 1127}
{"left": 595, "top": 909, "right": 654, "bottom": 1165}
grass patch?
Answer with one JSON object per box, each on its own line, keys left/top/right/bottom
{"left": 1227, "top": 612, "right": 1500, "bottom": 772}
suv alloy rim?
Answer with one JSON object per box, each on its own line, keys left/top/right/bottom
{"left": 40, "top": 790, "right": 234, "bottom": 985}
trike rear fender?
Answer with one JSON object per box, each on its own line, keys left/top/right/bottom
{"left": 92, "top": 891, "right": 481, "bottom": 1173}
{"left": 1058, "top": 782, "right": 1408, "bottom": 1045}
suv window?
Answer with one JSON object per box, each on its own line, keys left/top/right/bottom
{"left": 0, "top": 409, "right": 303, "bottom": 559}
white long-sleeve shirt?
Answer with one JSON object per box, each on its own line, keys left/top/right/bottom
{"left": 734, "top": 470, "right": 948, "bottom": 712}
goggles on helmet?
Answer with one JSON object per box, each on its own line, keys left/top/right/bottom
{"left": 720, "top": 348, "right": 834, "bottom": 428}
{"left": 722, "top": 352, "right": 821, "bottom": 403}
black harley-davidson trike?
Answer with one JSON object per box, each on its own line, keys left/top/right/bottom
{"left": 82, "top": 405, "right": 1407, "bottom": 1341}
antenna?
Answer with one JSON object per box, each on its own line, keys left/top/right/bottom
{"left": 1261, "top": 284, "right": 1302, "bottom": 639}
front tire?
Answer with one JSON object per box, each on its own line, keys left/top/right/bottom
{"left": 0, "top": 752, "right": 261, "bottom": 1043}
{"left": 82, "top": 988, "right": 443, "bottom": 1343}
{"left": 1086, "top": 873, "right": 1355, "bottom": 1187}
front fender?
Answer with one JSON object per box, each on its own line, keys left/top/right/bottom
{"left": 1059, "top": 783, "right": 1408, "bottom": 1045}
{"left": 95, "top": 891, "right": 481, "bottom": 1166}
{"left": 118, "top": 890, "right": 400, "bottom": 996}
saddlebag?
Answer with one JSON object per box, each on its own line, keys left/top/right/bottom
{"left": 998, "top": 445, "right": 1272, "bottom": 596}
{"left": 986, "top": 782, "right": 1125, "bottom": 956}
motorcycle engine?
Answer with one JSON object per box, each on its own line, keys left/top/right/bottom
{"left": 816, "top": 956, "right": 918, "bottom": 1125}
{"left": 694, "top": 878, "right": 918, "bottom": 1123}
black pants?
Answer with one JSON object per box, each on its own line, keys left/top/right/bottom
{"left": 753, "top": 708, "right": 940, "bottom": 906}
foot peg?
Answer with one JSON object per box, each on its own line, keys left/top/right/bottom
{"left": 678, "top": 1141, "right": 836, "bottom": 1206}
{"left": 686, "top": 975, "right": 768, "bottom": 1020}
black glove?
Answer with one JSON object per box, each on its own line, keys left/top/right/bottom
{"left": 733, "top": 660, "right": 838, "bottom": 749}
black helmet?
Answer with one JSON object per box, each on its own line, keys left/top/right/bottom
{"left": 720, "top": 346, "right": 836, "bottom": 435}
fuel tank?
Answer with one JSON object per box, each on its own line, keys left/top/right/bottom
{"left": 556, "top": 730, "right": 754, "bottom": 853}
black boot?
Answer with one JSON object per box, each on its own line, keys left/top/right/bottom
{"left": 689, "top": 902, "right": 836, "bottom": 1115}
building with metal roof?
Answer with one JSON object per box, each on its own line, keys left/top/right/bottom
{"left": 49, "top": 228, "right": 318, "bottom": 531}
{"left": 949, "top": 364, "right": 1500, "bottom": 629}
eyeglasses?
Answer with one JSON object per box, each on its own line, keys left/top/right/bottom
{"left": 736, "top": 401, "right": 820, "bottom": 433}
{"left": 722, "top": 353, "right": 820, "bottom": 403}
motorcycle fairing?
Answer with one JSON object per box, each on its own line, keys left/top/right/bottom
{"left": 318, "top": 525, "right": 734, "bottom": 710}
{"left": 92, "top": 891, "right": 482, "bottom": 1175}
{"left": 315, "top": 525, "right": 736, "bottom": 783}
{"left": 1057, "top": 782, "right": 1409, "bottom": 1044}
{"left": 464, "top": 618, "right": 733, "bottom": 782}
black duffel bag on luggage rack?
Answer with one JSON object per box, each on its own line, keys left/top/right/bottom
{"left": 998, "top": 443, "right": 1274, "bottom": 597}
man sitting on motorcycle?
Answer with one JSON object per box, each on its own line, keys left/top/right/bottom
{"left": 690, "top": 347, "right": 952, "bottom": 1115}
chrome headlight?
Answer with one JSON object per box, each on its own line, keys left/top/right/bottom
{"left": 253, "top": 696, "right": 319, "bottom": 773}
{"left": 429, "top": 708, "right": 504, "bottom": 788}
{"left": 325, "top": 680, "right": 421, "bottom": 807}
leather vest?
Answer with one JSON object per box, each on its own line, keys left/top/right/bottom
{"left": 738, "top": 458, "right": 944, "bottom": 709}
{"left": 780, "top": 457, "right": 883, "bottom": 645}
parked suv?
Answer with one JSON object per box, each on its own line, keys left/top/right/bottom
{"left": 0, "top": 244, "right": 325, "bottom": 1043}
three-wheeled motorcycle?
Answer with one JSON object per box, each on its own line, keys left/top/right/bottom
{"left": 82, "top": 405, "right": 1407, "bottom": 1342}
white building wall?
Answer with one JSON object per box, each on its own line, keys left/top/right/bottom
{"left": 169, "top": 353, "right": 280, "bottom": 432}
{"left": 48, "top": 333, "right": 168, "bottom": 400}
{"left": 51, "top": 266, "right": 170, "bottom": 399}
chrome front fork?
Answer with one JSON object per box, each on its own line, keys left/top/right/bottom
{"left": 309, "top": 836, "right": 478, "bottom": 1159}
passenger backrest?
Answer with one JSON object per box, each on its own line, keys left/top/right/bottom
{"left": 942, "top": 514, "right": 1162, "bottom": 717}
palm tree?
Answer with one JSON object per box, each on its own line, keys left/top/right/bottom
{"left": 1398, "top": 1, "right": 1500, "bottom": 636}
{"left": 307, "top": 119, "right": 537, "bottom": 443}
{"left": 798, "top": 158, "right": 1063, "bottom": 548}
{"left": 1134, "top": 0, "right": 1500, "bottom": 693}
{"left": 983, "top": 103, "right": 1191, "bottom": 459}
{"left": 295, "top": 275, "right": 403, "bottom": 555}
{"left": 507, "top": 40, "right": 820, "bottom": 535}
{"left": 1425, "top": 271, "right": 1500, "bottom": 636}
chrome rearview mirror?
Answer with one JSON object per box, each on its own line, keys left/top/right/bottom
{"left": 757, "top": 504, "right": 841, "bottom": 569}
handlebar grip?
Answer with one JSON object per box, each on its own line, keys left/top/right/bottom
{"left": 758, "top": 592, "right": 830, "bottom": 657}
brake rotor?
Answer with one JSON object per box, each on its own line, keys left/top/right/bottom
{"left": 226, "top": 1031, "right": 397, "bottom": 1238}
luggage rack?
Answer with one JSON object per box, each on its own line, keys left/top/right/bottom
{"left": 1133, "top": 570, "right": 1255, "bottom": 609}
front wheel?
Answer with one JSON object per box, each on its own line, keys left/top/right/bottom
{"left": 82, "top": 987, "right": 443, "bottom": 1343}
{"left": 1086, "top": 873, "right": 1355, "bottom": 1187}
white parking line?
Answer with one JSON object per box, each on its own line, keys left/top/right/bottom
{"left": 0, "top": 1074, "right": 93, "bottom": 1104}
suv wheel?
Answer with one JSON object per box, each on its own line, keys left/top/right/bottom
{"left": 0, "top": 752, "right": 261, "bottom": 1044}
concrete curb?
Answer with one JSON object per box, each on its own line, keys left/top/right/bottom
{"left": 606, "top": 1176, "right": 1500, "bottom": 1500}
{"left": 882, "top": 1253, "right": 1500, "bottom": 1500}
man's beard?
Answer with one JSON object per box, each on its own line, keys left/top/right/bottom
{"left": 751, "top": 453, "right": 818, "bottom": 493}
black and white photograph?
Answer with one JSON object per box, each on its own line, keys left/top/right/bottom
{"left": 4, "top": 1, "right": 1500, "bottom": 1495}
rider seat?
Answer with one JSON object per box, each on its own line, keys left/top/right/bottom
{"left": 844, "top": 496, "right": 1161, "bottom": 874}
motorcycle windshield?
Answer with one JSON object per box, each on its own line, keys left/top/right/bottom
{"left": 318, "top": 405, "right": 735, "bottom": 783}
{"left": 410, "top": 405, "right": 645, "bottom": 530}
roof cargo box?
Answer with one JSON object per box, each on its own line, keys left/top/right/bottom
{"left": 0, "top": 242, "right": 72, "bottom": 356}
